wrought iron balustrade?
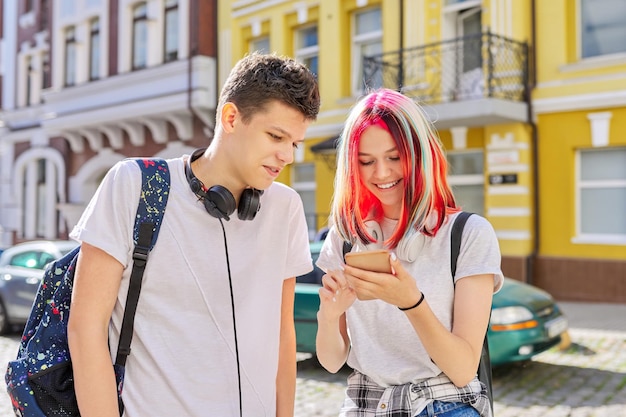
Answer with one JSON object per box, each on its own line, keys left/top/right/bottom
{"left": 363, "top": 31, "right": 529, "bottom": 105}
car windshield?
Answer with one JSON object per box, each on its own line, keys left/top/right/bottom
{"left": 10, "top": 251, "right": 58, "bottom": 270}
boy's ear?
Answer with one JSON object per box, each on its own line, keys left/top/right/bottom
{"left": 220, "top": 102, "right": 238, "bottom": 133}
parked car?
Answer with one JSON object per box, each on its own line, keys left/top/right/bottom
{"left": 295, "top": 241, "right": 569, "bottom": 366}
{"left": 0, "top": 240, "right": 79, "bottom": 334}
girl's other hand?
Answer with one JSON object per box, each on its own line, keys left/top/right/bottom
{"left": 318, "top": 269, "right": 357, "bottom": 320}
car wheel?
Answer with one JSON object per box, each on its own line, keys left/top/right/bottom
{"left": 0, "top": 300, "right": 9, "bottom": 335}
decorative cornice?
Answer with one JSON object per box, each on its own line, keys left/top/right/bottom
{"left": 533, "top": 89, "right": 626, "bottom": 115}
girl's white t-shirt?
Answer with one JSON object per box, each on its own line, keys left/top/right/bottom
{"left": 317, "top": 212, "right": 504, "bottom": 387}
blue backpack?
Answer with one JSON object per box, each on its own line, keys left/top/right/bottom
{"left": 5, "top": 158, "right": 170, "bottom": 417}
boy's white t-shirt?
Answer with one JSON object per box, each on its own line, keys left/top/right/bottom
{"left": 317, "top": 212, "right": 504, "bottom": 387}
{"left": 71, "top": 157, "right": 312, "bottom": 416}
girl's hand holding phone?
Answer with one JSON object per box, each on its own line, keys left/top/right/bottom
{"left": 343, "top": 251, "right": 422, "bottom": 308}
{"left": 344, "top": 250, "right": 392, "bottom": 273}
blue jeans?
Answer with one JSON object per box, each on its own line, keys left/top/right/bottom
{"left": 415, "top": 400, "right": 480, "bottom": 417}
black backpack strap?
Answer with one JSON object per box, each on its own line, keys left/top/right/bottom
{"left": 451, "top": 211, "right": 472, "bottom": 279}
{"left": 115, "top": 222, "right": 154, "bottom": 366}
{"left": 115, "top": 159, "right": 170, "bottom": 367}
{"left": 342, "top": 240, "right": 353, "bottom": 262}
{"left": 450, "top": 211, "right": 494, "bottom": 412}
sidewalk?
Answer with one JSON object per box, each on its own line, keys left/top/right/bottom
{"left": 557, "top": 301, "right": 626, "bottom": 334}
{"left": 295, "top": 300, "right": 626, "bottom": 417}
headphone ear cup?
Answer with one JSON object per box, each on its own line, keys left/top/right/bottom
{"left": 189, "top": 178, "right": 203, "bottom": 195}
{"left": 207, "top": 186, "right": 237, "bottom": 220}
{"left": 396, "top": 232, "right": 425, "bottom": 262}
{"left": 237, "top": 189, "right": 262, "bottom": 221}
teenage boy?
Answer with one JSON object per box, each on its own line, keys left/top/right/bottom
{"left": 68, "top": 53, "right": 320, "bottom": 417}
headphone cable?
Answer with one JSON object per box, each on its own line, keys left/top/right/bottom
{"left": 218, "top": 218, "right": 243, "bottom": 417}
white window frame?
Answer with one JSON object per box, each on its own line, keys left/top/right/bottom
{"left": 164, "top": 0, "right": 179, "bottom": 62}
{"left": 16, "top": 36, "right": 47, "bottom": 107}
{"left": 132, "top": 2, "right": 148, "bottom": 70}
{"left": 249, "top": 36, "right": 270, "bottom": 54}
{"left": 573, "top": 147, "right": 626, "bottom": 245}
{"left": 295, "top": 25, "right": 318, "bottom": 78}
{"left": 51, "top": 1, "right": 110, "bottom": 88}
{"left": 351, "top": 7, "right": 382, "bottom": 95}
{"left": 22, "top": 55, "right": 34, "bottom": 106}
{"left": 578, "top": 0, "right": 626, "bottom": 60}
{"left": 447, "top": 149, "right": 485, "bottom": 216}
{"left": 64, "top": 25, "right": 77, "bottom": 86}
{"left": 116, "top": 0, "right": 189, "bottom": 72}
{"left": 89, "top": 17, "right": 100, "bottom": 80}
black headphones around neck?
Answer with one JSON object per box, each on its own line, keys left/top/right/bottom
{"left": 185, "top": 148, "right": 263, "bottom": 221}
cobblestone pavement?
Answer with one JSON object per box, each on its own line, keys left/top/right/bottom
{"left": 0, "top": 333, "right": 19, "bottom": 416}
{"left": 0, "top": 302, "right": 625, "bottom": 416}
{"left": 295, "top": 328, "right": 626, "bottom": 417}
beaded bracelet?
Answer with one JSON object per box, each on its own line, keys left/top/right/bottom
{"left": 398, "top": 292, "right": 425, "bottom": 311}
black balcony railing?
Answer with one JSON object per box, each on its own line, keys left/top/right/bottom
{"left": 363, "top": 31, "right": 529, "bottom": 105}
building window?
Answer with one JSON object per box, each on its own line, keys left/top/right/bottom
{"left": 64, "top": 26, "right": 77, "bottom": 86}
{"left": 21, "top": 158, "right": 55, "bottom": 239}
{"left": 447, "top": 150, "right": 484, "bottom": 216}
{"left": 580, "top": 0, "right": 626, "bottom": 58}
{"left": 292, "top": 163, "right": 317, "bottom": 239}
{"left": 353, "top": 7, "right": 382, "bottom": 94}
{"left": 89, "top": 18, "right": 101, "bottom": 80}
{"left": 132, "top": 2, "right": 148, "bottom": 70}
{"left": 25, "top": 56, "right": 33, "bottom": 106}
{"left": 36, "top": 159, "right": 47, "bottom": 237}
{"left": 577, "top": 147, "right": 626, "bottom": 242}
{"left": 249, "top": 37, "right": 270, "bottom": 54}
{"left": 164, "top": 0, "right": 179, "bottom": 62}
{"left": 295, "top": 25, "right": 318, "bottom": 80}
{"left": 42, "top": 51, "right": 51, "bottom": 89}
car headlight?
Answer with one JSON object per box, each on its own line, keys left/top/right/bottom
{"left": 490, "top": 306, "right": 538, "bottom": 331}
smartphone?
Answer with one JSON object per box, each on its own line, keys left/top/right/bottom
{"left": 344, "top": 250, "right": 392, "bottom": 273}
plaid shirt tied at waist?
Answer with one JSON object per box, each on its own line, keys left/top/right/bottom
{"left": 340, "top": 370, "right": 492, "bottom": 417}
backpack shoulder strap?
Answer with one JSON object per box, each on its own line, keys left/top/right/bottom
{"left": 451, "top": 211, "right": 473, "bottom": 279}
{"left": 342, "top": 240, "right": 353, "bottom": 262}
{"left": 450, "top": 211, "right": 494, "bottom": 412}
{"left": 132, "top": 158, "right": 171, "bottom": 249}
{"left": 115, "top": 158, "right": 170, "bottom": 366}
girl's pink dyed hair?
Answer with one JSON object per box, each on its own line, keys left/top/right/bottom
{"left": 331, "top": 88, "right": 459, "bottom": 248}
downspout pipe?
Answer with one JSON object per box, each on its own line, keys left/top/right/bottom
{"left": 187, "top": 0, "right": 198, "bottom": 139}
{"left": 187, "top": 0, "right": 217, "bottom": 141}
{"left": 398, "top": 0, "right": 404, "bottom": 87}
{"left": 527, "top": 0, "right": 539, "bottom": 285}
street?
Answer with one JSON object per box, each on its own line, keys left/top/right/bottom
{"left": 1, "top": 320, "right": 625, "bottom": 416}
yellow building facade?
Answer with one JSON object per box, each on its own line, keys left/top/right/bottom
{"left": 219, "top": 0, "right": 625, "bottom": 302}
{"left": 532, "top": 0, "right": 626, "bottom": 301}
